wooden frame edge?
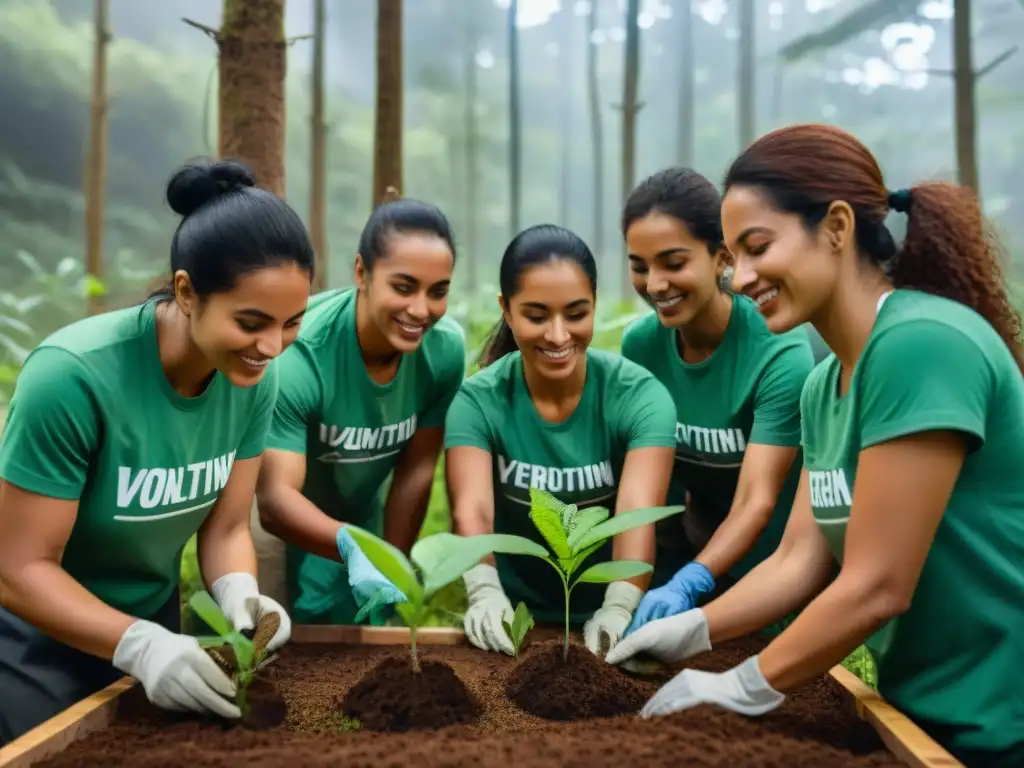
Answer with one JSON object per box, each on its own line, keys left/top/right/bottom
{"left": 828, "top": 665, "right": 963, "bottom": 768}
{"left": 0, "top": 627, "right": 958, "bottom": 768}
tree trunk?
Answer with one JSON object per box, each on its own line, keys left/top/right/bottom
{"left": 84, "top": 0, "right": 109, "bottom": 316}
{"left": 737, "top": 0, "right": 755, "bottom": 150}
{"left": 676, "top": 0, "right": 694, "bottom": 167}
{"left": 621, "top": 0, "right": 641, "bottom": 298}
{"left": 558, "top": 6, "right": 573, "bottom": 226}
{"left": 508, "top": 0, "right": 521, "bottom": 236}
{"left": 310, "top": 0, "right": 327, "bottom": 290}
{"left": 218, "top": 0, "right": 287, "bottom": 197}
{"left": 373, "top": 0, "right": 403, "bottom": 208}
{"left": 586, "top": 2, "right": 604, "bottom": 262}
{"left": 953, "top": 0, "right": 978, "bottom": 194}
{"left": 461, "top": 4, "right": 479, "bottom": 289}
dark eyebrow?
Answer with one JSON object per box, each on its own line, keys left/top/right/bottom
{"left": 236, "top": 308, "right": 307, "bottom": 323}
{"left": 628, "top": 248, "right": 689, "bottom": 261}
{"left": 521, "top": 298, "right": 592, "bottom": 311}
{"left": 736, "top": 227, "right": 773, "bottom": 248}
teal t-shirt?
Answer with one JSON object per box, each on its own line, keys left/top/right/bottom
{"left": 621, "top": 294, "right": 814, "bottom": 582}
{"left": 443, "top": 348, "right": 677, "bottom": 625}
{"left": 0, "top": 301, "right": 277, "bottom": 618}
{"left": 265, "top": 288, "right": 466, "bottom": 622}
{"left": 801, "top": 289, "right": 1024, "bottom": 762}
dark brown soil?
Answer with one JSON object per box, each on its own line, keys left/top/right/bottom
{"left": 243, "top": 676, "right": 289, "bottom": 731}
{"left": 506, "top": 639, "right": 650, "bottom": 720}
{"left": 338, "top": 654, "right": 482, "bottom": 731}
{"left": 35, "top": 628, "right": 905, "bottom": 768}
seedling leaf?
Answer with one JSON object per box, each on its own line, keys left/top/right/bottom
{"left": 573, "top": 505, "right": 684, "bottom": 551}
{"left": 560, "top": 502, "right": 579, "bottom": 532}
{"left": 528, "top": 488, "right": 572, "bottom": 559}
{"left": 189, "top": 591, "right": 235, "bottom": 637}
{"left": 501, "top": 601, "right": 535, "bottom": 657}
{"left": 567, "top": 539, "right": 604, "bottom": 573}
{"left": 345, "top": 524, "right": 423, "bottom": 604}
{"left": 566, "top": 506, "right": 611, "bottom": 551}
{"left": 573, "top": 559, "right": 653, "bottom": 585}
{"left": 412, "top": 532, "right": 548, "bottom": 598}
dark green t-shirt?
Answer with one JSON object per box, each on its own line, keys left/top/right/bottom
{"left": 801, "top": 289, "right": 1024, "bottom": 760}
{"left": 443, "top": 348, "right": 677, "bottom": 625}
{"left": 621, "top": 294, "right": 814, "bottom": 580}
{"left": 0, "top": 301, "right": 276, "bottom": 618}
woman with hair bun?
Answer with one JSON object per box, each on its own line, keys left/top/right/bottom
{"left": 607, "top": 124, "right": 1024, "bottom": 767}
{"left": 0, "top": 158, "right": 314, "bottom": 743}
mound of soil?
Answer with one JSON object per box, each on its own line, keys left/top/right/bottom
{"left": 338, "top": 654, "right": 482, "bottom": 732}
{"left": 505, "top": 639, "right": 650, "bottom": 720}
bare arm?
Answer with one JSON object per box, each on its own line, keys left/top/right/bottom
{"left": 757, "top": 432, "right": 961, "bottom": 691}
{"left": 446, "top": 445, "right": 497, "bottom": 563}
{"left": 0, "top": 482, "right": 135, "bottom": 659}
{"left": 196, "top": 456, "right": 261, "bottom": 588}
{"left": 694, "top": 444, "right": 800, "bottom": 578}
{"left": 382, "top": 426, "right": 444, "bottom": 555}
{"left": 700, "top": 467, "right": 835, "bottom": 644}
{"left": 612, "top": 445, "right": 675, "bottom": 590}
{"left": 255, "top": 449, "right": 341, "bottom": 562}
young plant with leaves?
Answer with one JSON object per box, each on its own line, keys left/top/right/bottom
{"left": 502, "top": 601, "right": 535, "bottom": 658}
{"left": 189, "top": 591, "right": 279, "bottom": 719}
{"left": 520, "top": 487, "right": 684, "bottom": 661}
{"left": 343, "top": 527, "right": 548, "bottom": 671}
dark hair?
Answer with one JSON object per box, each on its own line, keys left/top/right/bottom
{"left": 621, "top": 166, "right": 724, "bottom": 253}
{"left": 723, "top": 124, "right": 1023, "bottom": 373}
{"left": 478, "top": 224, "right": 598, "bottom": 368}
{"left": 357, "top": 196, "right": 457, "bottom": 271}
{"left": 150, "top": 158, "right": 315, "bottom": 300}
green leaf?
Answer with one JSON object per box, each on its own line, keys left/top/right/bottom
{"left": 227, "top": 631, "right": 254, "bottom": 671}
{"left": 188, "top": 591, "right": 234, "bottom": 637}
{"left": 345, "top": 525, "right": 424, "bottom": 605}
{"left": 566, "top": 506, "right": 611, "bottom": 552}
{"left": 395, "top": 602, "right": 422, "bottom": 627}
{"left": 567, "top": 539, "right": 605, "bottom": 576}
{"left": 528, "top": 488, "right": 572, "bottom": 559}
{"left": 412, "top": 532, "right": 542, "bottom": 598}
{"left": 573, "top": 505, "right": 684, "bottom": 552}
{"left": 196, "top": 635, "right": 226, "bottom": 648}
{"left": 560, "top": 502, "right": 579, "bottom": 532}
{"left": 573, "top": 559, "right": 653, "bottom": 585}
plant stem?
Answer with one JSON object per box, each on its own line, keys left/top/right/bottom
{"left": 410, "top": 624, "right": 420, "bottom": 673}
{"left": 562, "top": 577, "right": 571, "bottom": 663}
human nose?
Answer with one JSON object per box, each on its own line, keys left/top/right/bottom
{"left": 544, "top": 316, "right": 571, "bottom": 346}
{"left": 731, "top": 255, "right": 757, "bottom": 295}
{"left": 646, "top": 267, "right": 670, "bottom": 296}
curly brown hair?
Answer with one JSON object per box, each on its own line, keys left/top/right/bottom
{"left": 723, "top": 124, "right": 1023, "bottom": 373}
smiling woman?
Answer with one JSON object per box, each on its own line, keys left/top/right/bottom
{"left": 0, "top": 158, "right": 311, "bottom": 745}
{"left": 444, "top": 224, "right": 678, "bottom": 658}
{"left": 254, "top": 197, "right": 467, "bottom": 629}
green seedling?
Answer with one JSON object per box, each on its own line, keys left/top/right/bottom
{"left": 517, "top": 487, "right": 684, "bottom": 661}
{"left": 189, "top": 590, "right": 277, "bottom": 719}
{"left": 344, "top": 526, "right": 549, "bottom": 672}
{"left": 502, "top": 601, "right": 535, "bottom": 658}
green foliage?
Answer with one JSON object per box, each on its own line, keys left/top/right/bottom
{"left": 502, "top": 601, "right": 535, "bottom": 658}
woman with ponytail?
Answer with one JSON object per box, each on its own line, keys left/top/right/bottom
{"left": 445, "top": 224, "right": 678, "bottom": 657}
{"left": 607, "top": 124, "right": 1024, "bottom": 767}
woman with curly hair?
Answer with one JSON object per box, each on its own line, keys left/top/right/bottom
{"left": 607, "top": 124, "right": 1024, "bottom": 767}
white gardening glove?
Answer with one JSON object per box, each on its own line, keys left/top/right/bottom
{"left": 639, "top": 655, "right": 785, "bottom": 718}
{"left": 210, "top": 572, "right": 291, "bottom": 652}
{"left": 605, "top": 607, "right": 712, "bottom": 666}
{"left": 583, "top": 581, "right": 644, "bottom": 655}
{"left": 462, "top": 563, "right": 515, "bottom": 655}
{"left": 112, "top": 620, "right": 240, "bottom": 719}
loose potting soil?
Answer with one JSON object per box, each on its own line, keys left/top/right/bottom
{"left": 34, "top": 629, "right": 906, "bottom": 768}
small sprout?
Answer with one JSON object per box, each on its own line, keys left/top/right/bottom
{"left": 344, "top": 527, "right": 548, "bottom": 672}
{"left": 189, "top": 591, "right": 278, "bottom": 719}
{"left": 502, "top": 601, "right": 535, "bottom": 658}
{"left": 335, "top": 713, "right": 362, "bottom": 732}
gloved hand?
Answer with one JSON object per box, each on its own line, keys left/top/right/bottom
{"left": 583, "top": 581, "right": 643, "bottom": 655}
{"left": 112, "top": 619, "right": 240, "bottom": 719}
{"left": 638, "top": 655, "right": 785, "bottom": 718}
{"left": 336, "top": 526, "right": 408, "bottom": 623}
{"left": 605, "top": 607, "right": 711, "bottom": 666}
{"left": 462, "top": 563, "right": 515, "bottom": 655}
{"left": 210, "top": 572, "right": 292, "bottom": 652}
{"left": 625, "top": 561, "right": 715, "bottom": 635}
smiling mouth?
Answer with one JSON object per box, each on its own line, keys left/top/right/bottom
{"left": 753, "top": 287, "right": 780, "bottom": 308}
{"left": 539, "top": 345, "right": 574, "bottom": 361}
{"left": 238, "top": 354, "right": 270, "bottom": 368}
{"left": 653, "top": 294, "right": 685, "bottom": 310}
{"left": 395, "top": 318, "right": 428, "bottom": 335}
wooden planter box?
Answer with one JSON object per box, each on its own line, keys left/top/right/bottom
{"left": 0, "top": 626, "right": 962, "bottom": 768}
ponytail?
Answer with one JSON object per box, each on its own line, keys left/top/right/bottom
{"left": 477, "top": 318, "right": 519, "bottom": 368}
{"left": 888, "top": 182, "right": 1024, "bottom": 374}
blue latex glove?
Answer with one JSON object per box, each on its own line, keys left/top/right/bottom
{"left": 335, "top": 527, "right": 408, "bottom": 623}
{"left": 625, "top": 561, "right": 715, "bottom": 635}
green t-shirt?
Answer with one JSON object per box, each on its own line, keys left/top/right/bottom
{"left": 801, "top": 289, "right": 1024, "bottom": 760}
{"left": 621, "top": 294, "right": 814, "bottom": 581}
{"left": 265, "top": 288, "right": 466, "bottom": 623}
{"left": 443, "top": 348, "right": 677, "bottom": 625}
{"left": 0, "top": 301, "right": 277, "bottom": 618}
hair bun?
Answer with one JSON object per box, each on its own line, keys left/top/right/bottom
{"left": 166, "top": 158, "right": 257, "bottom": 217}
